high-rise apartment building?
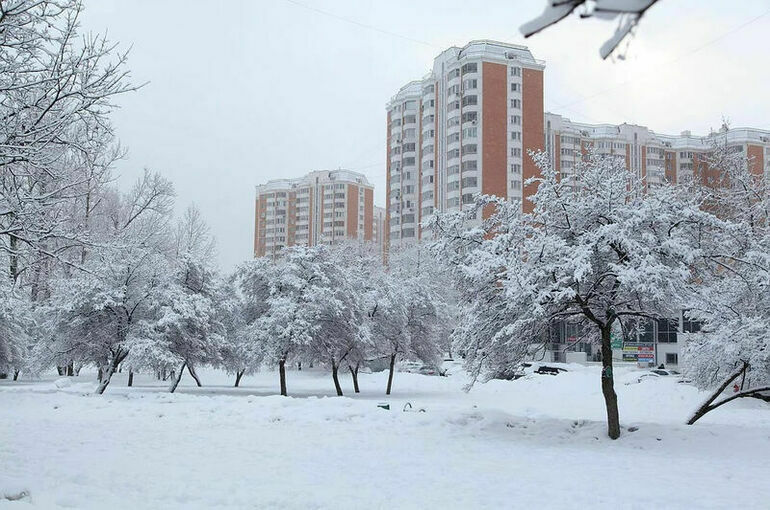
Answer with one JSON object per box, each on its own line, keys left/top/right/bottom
{"left": 373, "top": 206, "right": 386, "bottom": 255}
{"left": 545, "top": 113, "right": 770, "bottom": 187}
{"left": 386, "top": 40, "right": 770, "bottom": 257}
{"left": 386, "top": 40, "right": 545, "bottom": 252}
{"left": 254, "top": 170, "right": 375, "bottom": 258}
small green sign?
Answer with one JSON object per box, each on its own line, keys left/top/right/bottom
{"left": 610, "top": 334, "right": 622, "bottom": 349}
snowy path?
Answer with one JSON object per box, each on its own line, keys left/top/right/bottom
{"left": 2, "top": 365, "right": 769, "bottom": 509}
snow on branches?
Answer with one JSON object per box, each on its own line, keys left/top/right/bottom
{"left": 429, "top": 149, "right": 719, "bottom": 438}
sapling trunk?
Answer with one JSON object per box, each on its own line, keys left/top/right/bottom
{"left": 331, "top": 362, "right": 343, "bottom": 396}
{"left": 349, "top": 364, "right": 360, "bottom": 393}
{"left": 96, "top": 353, "right": 125, "bottom": 395}
{"left": 187, "top": 363, "right": 202, "bottom": 387}
{"left": 386, "top": 354, "right": 396, "bottom": 395}
{"left": 279, "top": 358, "right": 287, "bottom": 396}
{"left": 169, "top": 362, "right": 187, "bottom": 393}
{"left": 234, "top": 369, "right": 245, "bottom": 387}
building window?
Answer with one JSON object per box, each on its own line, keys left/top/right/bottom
{"left": 510, "top": 83, "right": 520, "bottom": 92}
{"left": 682, "top": 314, "right": 702, "bottom": 333}
{"left": 665, "top": 353, "right": 678, "bottom": 365}
{"left": 461, "top": 95, "right": 478, "bottom": 107}
{"left": 510, "top": 66, "right": 521, "bottom": 77}
{"left": 461, "top": 62, "right": 477, "bottom": 74}
{"left": 656, "top": 319, "right": 678, "bottom": 343}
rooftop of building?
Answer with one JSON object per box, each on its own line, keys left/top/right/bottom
{"left": 256, "top": 169, "right": 372, "bottom": 194}
{"left": 388, "top": 40, "right": 545, "bottom": 107}
{"left": 547, "top": 111, "right": 770, "bottom": 149}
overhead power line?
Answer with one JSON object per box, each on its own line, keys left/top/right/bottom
{"left": 281, "top": 0, "right": 438, "bottom": 48}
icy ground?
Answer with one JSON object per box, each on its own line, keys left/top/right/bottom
{"left": 2, "top": 363, "right": 769, "bottom": 509}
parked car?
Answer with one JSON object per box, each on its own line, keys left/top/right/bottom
{"left": 630, "top": 369, "right": 683, "bottom": 384}
{"left": 651, "top": 369, "right": 680, "bottom": 376}
{"left": 398, "top": 361, "right": 441, "bottom": 376}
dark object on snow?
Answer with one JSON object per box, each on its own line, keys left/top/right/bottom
{"left": 492, "top": 363, "right": 527, "bottom": 380}
{"left": 4, "top": 490, "right": 30, "bottom": 502}
{"left": 403, "top": 402, "right": 426, "bottom": 413}
{"left": 377, "top": 402, "right": 390, "bottom": 410}
{"left": 535, "top": 365, "right": 565, "bottom": 375}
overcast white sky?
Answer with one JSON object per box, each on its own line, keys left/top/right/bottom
{"left": 79, "top": 0, "right": 770, "bottom": 270}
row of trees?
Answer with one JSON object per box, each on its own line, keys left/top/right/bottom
{"left": 428, "top": 140, "right": 770, "bottom": 439}
{"left": 224, "top": 243, "right": 452, "bottom": 396}
{"left": 0, "top": 0, "right": 452, "bottom": 397}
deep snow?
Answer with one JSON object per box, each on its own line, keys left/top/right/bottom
{"left": 2, "top": 363, "right": 769, "bottom": 509}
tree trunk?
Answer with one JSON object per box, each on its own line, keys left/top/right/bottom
{"left": 279, "top": 358, "right": 287, "bottom": 396}
{"left": 349, "top": 364, "right": 360, "bottom": 393}
{"left": 13, "top": 369, "right": 20, "bottom": 381}
{"left": 331, "top": 362, "right": 343, "bottom": 396}
{"left": 97, "top": 367, "right": 103, "bottom": 382}
{"left": 169, "top": 362, "right": 187, "bottom": 393}
{"left": 96, "top": 352, "right": 126, "bottom": 395}
{"left": 600, "top": 326, "right": 621, "bottom": 439}
{"left": 386, "top": 354, "right": 396, "bottom": 395}
{"left": 57, "top": 366, "right": 65, "bottom": 376}
{"left": 688, "top": 362, "right": 747, "bottom": 425}
{"left": 187, "top": 363, "right": 202, "bottom": 387}
{"left": 66, "top": 361, "right": 74, "bottom": 376}
{"left": 234, "top": 369, "right": 245, "bottom": 387}
{"left": 127, "top": 368, "right": 134, "bottom": 387}
{"left": 9, "top": 232, "right": 18, "bottom": 283}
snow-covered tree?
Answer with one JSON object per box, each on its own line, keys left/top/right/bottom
{"left": 42, "top": 171, "right": 174, "bottom": 394}
{"left": 302, "top": 244, "right": 371, "bottom": 396}
{"left": 429, "top": 150, "right": 716, "bottom": 439}
{"left": 0, "top": 0, "right": 134, "bottom": 277}
{"left": 224, "top": 257, "right": 274, "bottom": 387}
{"left": 150, "top": 205, "right": 224, "bottom": 392}
{"left": 372, "top": 246, "right": 443, "bottom": 395}
{"left": 0, "top": 282, "right": 32, "bottom": 379}
{"left": 681, "top": 140, "right": 770, "bottom": 423}
{"left": 256, "top": 246, "right": 324, "bottom": 396}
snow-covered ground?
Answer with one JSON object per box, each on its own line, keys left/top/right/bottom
{"left": 2, "top": 363, "right": 769, "bottom": 509}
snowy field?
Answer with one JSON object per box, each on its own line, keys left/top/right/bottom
{"left": 2, "top": 363, "right": 770, "bottom": 509}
